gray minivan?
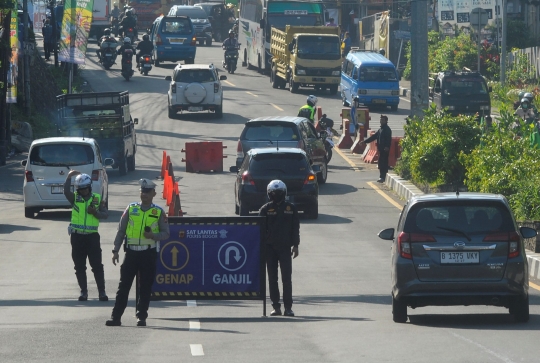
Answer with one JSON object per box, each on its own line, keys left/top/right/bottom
{"left": 168, "top": 5, "right": 213, "bottom": 46}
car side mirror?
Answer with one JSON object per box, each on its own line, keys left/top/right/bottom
{"left": 165, "top": 76, "right": 172, "bottom": 81}
{"left": 133, "top": 118, "right": 138, "bottom": 124}
{"left": 378, "top": 228, "right": 395, "bottom": 240}
{"left": 103, "top": 158, "right": 115, "bottom": 167}
{"left": 21, "top": 160, "right": 27, "bottom": 167}
{"left": 311, "top": 164, "right": 321, "bottom": 172}
{"left": 229, "top": 165, "right": 239, "bottom": 173}
{"left": 288, "top": 42, "right": 294, "bottom": 52}
{"left": 220, "top": 75, "right": 227, "bottom": 80}
{"left": 520, "top": 226, "right": 537, "bottom": 239}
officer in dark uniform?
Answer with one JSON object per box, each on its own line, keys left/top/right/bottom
{"left": 259, "top": 180, "right": 300, "bottom": 317}
{"left": 106, "top": 179, "right": 170, "bottom": 327}
{"left": 63, "top": 170, "right": 109, "bottom": 302}
{"left": 360, "top": 114, "right": 392, "bottom": 183}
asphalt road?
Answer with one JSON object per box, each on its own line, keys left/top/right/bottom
{"left": 1, "top": 41, "right": 539, "bottom": 363}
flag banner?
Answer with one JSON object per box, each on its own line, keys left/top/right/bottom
{"left": 7, "top": 7, "right": 18, "bottom": 103}
{"left": 58, "top": 0, "right": 94, "bottom": 64}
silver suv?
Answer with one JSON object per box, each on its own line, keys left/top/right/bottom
{"left": 378, "top": 192, "right": 537, "bottom": 323}
{"left": 166, "top": 63, "right": 227, "bottom": 118}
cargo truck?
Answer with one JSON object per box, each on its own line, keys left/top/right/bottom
{"left": 270, "top": 25, "right": 342, "bottom": 94}
{"left": 56, "top": 91, "right": 138, "bottom": 176}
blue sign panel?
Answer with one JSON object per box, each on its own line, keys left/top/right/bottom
{"left": 151, "top": 217, "right": 266, "bottom": 300}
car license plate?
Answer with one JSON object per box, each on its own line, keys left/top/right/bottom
{"left": 440, "top": 251, "right": 479, "bottom": 264}
{"left": 312, "top": 77, "right": 326, "bottom": 82}
{"left": 105, "top": 53, "right": 112, "bottom": 57}
{"left": 143, "top": 64, "right": 151, "bottom": 67}
{"left": 188, "top": 107, "right": 203, "bottom": 112}
{"left": 51, "top": 186, "right": 69, "bottom": 194}
{"left": 169, "top": 38, "right": 186, "bottom": 44}
{"left": 372, "top": 99, "right": 387, "bottom": 104}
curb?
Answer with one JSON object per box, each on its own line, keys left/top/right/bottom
{"left": 399, "top": 86, "right": 410, "bottom": 100}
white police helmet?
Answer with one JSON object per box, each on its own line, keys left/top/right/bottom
{"left": 307, "top": 95, "right": 318, "bottom": 106}
{"left": 267, "top": 179, "right": 287, "bottom": 202}
{"left": 74, "top": 173, "right": 92, "bottom": 190}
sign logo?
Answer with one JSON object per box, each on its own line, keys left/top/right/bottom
{"left": 219, "top": 229, "right": 228, "bottom": 238}
{"left": 218, "top": 241, "right": 247, "bottom": 272}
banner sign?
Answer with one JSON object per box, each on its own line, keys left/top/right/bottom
{"left": 151, "top": 217, "right": 266, "bottom": 301}
{"left": 7, "top": 7, "right": 18, "bottom": 103}
{"left": 58, "top": 0, "right": 94, "bottom": 64}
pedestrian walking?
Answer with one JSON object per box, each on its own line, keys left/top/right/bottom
{"left": 259, "top": 180, "right": 300, "bottom": 317}
{"left": 42, "top": 19, "right": 54, "bottom": 61}
{"left": 360, "top": 115, "right": 392, "bottom": 183}
{"left": 106, "top": 179, "right": 170, "bottom": 327}
{"left": 63, "top": 170, "right": 109, "bottom": 301}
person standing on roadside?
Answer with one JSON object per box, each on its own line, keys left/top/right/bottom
{"left": 259, "top": 180, "right": 300, "bottom": 317}
{"left": 64, "top": 170, "right": 109, "bottom": 302}
{"left": 42, "top": 19, "right": 54, "bottom": 61}
{"left": 360, "top": 115, "right": 392, "bottom": 183}
{"left": 106, "top": 179, "right": 170, "bottom": 327}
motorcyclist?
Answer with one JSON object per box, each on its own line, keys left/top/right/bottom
{"left": 222, "top": 30, "right": 239, "bottom": 65}
{"left": 110, "top": 3, "right": 120, "bottom": 35}
{"left": 379, "top": 48, "right": 386, "bottom": 57}
{"left": 96, "top": 28, "right": 118, "bottom": 61}
{"left": 136, "top": 34, "right": 154, "bottom": 66}
{"left": 523, "top": 92, "right": 538, "bottom": 114}
{"left": 514, "top": 90, "right": 526, "bottom": 110}
{"left": 117, "top": 37, "right": 134, "bottom": 65}
{"left": 119, "top": 10, "right": 137, "bottom": 40}
{"left": 297, "top": 95, "right": 318, "bottom": 123}
{"left": 515, "top": 98, "right": 537, "bottom": 125}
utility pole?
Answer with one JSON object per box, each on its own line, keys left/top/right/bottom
{"left": 23, "top": 0, "right": 30, "bottom": 115}
{"left": 500, "top": 0, "right": 507, "bottom": 84}
{"left": 0, "top": 10, "right": 12, "bottom": 166}
{"left": 410, "top": 0, "right": 429, "bottom": 117}
{"left": 50, "top": 0, "right": 59, "bottom": 67}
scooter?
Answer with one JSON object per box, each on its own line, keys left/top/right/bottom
{"left": 319, "top": 114, "right": 335, "bottom": 163}
{"left": 98, "top": 41, "right": 118, "bottom": 70}
{"left": 124, "top": 27, "right": 135, "bottom": 43}
{"left": 120, "top": 47, "right": 135, "bottom": 81}
{"left": 222, "top": 44, "right": 240, "bottom": 74}
{"left": 138, "top": 54, "right": 152, "bottom": 76}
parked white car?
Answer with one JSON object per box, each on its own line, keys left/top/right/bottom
{"left": 21, "top": 137, "right": 113, "bottom": 218}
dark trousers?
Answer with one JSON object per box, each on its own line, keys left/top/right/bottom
{"left": 44, "top": 42, "right": 54, "bottom": 60}
{"left": 111, "top": 248, "right": 157, "bottom": 321}
{"left": 266, "top": 245, "right": 293, "bottom": 310}
{"left": 70, "top": 232, "right": 105, "bottom": 292}
{"left": 378, "top": 150, "right": 389, "bottom": 179}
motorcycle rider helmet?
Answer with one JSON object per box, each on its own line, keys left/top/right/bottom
{"left": 518, "top": 91, "right": 526, "bottom": 100}
{"left": 267, "top": 180, "right": 287, "bottom": 203}
{"left": 103, "top": 28, "right": 111, "bottom": 36}
{"left": 228, "top": 30, "right": 235, "bottom": 38}
{"left": 143, "top": 33, "right": 149, "bottom": 41}
{"left": 524, "top": 92, "right": 534, "bottom": 103}
{"left": 521, "top": 98, "right": 530, "bottom": 109}
{"left": 306, "top": 95, "right": 318, "bottom": 107}
{"left": 74, "top": 174, "right": 92, "bottom": 191}
{"left": 124, "top": 37, "right": 131, "bottom": 44}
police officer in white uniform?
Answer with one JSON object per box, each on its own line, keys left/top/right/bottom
{"left": 106, "top": 179, "right": 170, "bottom": 327}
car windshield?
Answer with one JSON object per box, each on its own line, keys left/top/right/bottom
{"left": 405, "top": 202, "right": 514, "bottom": 235}
{"left": 443, "top": 78, "right": 488, "bottom": 96}
{"left": 244, "top": 124, "right": 299, "bottom": 141}
{"left": 162, "top": 19, "right": 192, "bottom": 35}
{"left": 30, "top": 144, "right": 95, "bottom": 166}
{"left": 250, "top": 153, "right": 308, "bottom": 174}
{"left": 195, "top": 4, "right": 214, "bottom": 15}
{"left": 358, "top": 66, "right": 398, "bottom": 82}
{"left": 176, "top": 8, "right": 208, "bottom": 19}
{"left": 175, "top": 69, "right": 216, "bottom": 83}
{"left": 296, "top": 36, "right": 341, "bottom": 60}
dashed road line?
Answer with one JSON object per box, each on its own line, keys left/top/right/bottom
{"left": 187, "top": 300, "right": 197, "bottom": 307}
{"left": 189, "top": 320, "right": 200, "bottom": 331}
{"left": 270, "top": 103, "right": 283, "bottom": 111}
{"left": 449, "top": 332, "right": 515, "bottom": 363}
{"left": 246, "top": 91, "right": 258, "bottom": 97}
{"left": 224, "top": 80, "right": 236, "bottom": 87}
{"left": 190, "top": 344, "right": 205, "bottom": 356}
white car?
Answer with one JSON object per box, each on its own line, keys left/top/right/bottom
{"left": 21, "top": 137, "right": 113, "bottom": 218}
{"left": 166, "top": 63, "right": 227, "bottom": 118}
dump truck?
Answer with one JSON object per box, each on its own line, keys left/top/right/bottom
{"left": 56, "top": 91, "right": 138, "bottom": 176}
{"left": 270, "top": 25, "right": 342, "bottom": 94}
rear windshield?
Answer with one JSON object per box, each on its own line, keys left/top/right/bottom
{"left": 30, "top": 144, "right": 95, "bottom": 166}
{"left": 175, "top": 69, "right": 216, "bottom": 83}
{"left": 161, "top": 19, "right": 192, "bottom": 35}
{"left": 442, "top": 78, "right": 488, "bottom": 95}
{"left": 405, "top": 202, "right": 514, "bottom": 235}
{"left": 174, "top": 8, "right": 208, "bottom": 19}
{"left": 243, "top": 123, "right": 299, "bottom": 141}
{"left": 250, "top": 153, "right": 308, "bottom": 174}
{"left": 359, "top": 66, "right": 398, "bottom": 82}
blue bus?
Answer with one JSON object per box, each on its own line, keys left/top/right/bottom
{"left": 341, "top": 50, "right": 400, "bottom": 111}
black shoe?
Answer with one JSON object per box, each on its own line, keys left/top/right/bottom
{"left": 78, "top": 290, "right": 88, "bottom": 301}
{"left": 137, "top": 318, "right": 146, "bottom": 327}
{"left": 284, "top": 309, "right": 295, "bottom": 317}
{"left": 105, "top": 318, "right": 121, "bottom": 326}
{"left": 270, "top": 308, "right": 282, "bottom": 316}
{"left": 377, "top": 178, "right": 384, "bottom": 183}
{"left": 98, "top": 290, "right": 108, "bottom": 301}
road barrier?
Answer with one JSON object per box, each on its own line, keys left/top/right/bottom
{"left": 388, "top": 137, "right": 403, "bottom": 167}
{"left": 362, "top": 135, "right": 403, "bottom": 167}
{"left": 182, "top": 141, "right": 227, "bottom": 172}
{"left": 363, "top": 131, "right": 379, "bottom": 164}
{"left": 350, "top": 125, "right": 366, "bottom": 154}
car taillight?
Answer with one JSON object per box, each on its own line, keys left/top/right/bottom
{"left": 191, "top": 37, "right": 197, "bottom": 46}
{"left": 483, "top": 231, "right": 521, "bottom": 258}
{"left": 241, "top": 171, "right": 255, "bottom": 185}
{"left": 156, "top": 34, "right": 162, "bottom": 46}
{"left": 236, "top": 140, "right": 243, "bottom": 159}
{"left": 25, "top": 170, "right": 34, "bottom": 182}
{"left": 128, "top": 28, "right": 133, "bottom": 32}
{"left": 304, "top": 173, "right": 316, "bottom": 184}
{"left": 296, "top": 140, "right": 305, "bottom": 149}
{"left": 214, "top": 83, "right": 219, "bottom": 93}
{"left": 91, "top": 170, "right": 100, "bottom": 181}
{"left": 397, "top": 232, "right": 436, "bottom": 259}
{"left": 171, "top": 81, "right": 176, "bottom": 93}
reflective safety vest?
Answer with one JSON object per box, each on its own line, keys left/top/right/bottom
{"left": 126, "top": 202, "right": 163, "bottom": 247}
{"left": 70, "top": 192, "right": 101, "bottom": 233}
{"left": 298, "top": 104, "right": 315, "bottom": 122}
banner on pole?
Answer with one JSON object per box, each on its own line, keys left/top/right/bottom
{"left": 58, "top": 0, "right": 94, "bottom": 64}
{"left": 7, "top": 7, "right": 18, "bottom": 103}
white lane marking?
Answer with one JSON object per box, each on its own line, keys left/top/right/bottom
{"left": 246, "top": 91, "right": 258, "bottom": 97}
{"left": 189, "top": 320, "right": 200, "bottom": 331}
{"left": 187, "top": 300, "right": 197, "bottom": 307}
{"left": 190, "top": 344, "right": 205, "bottom": 356}
{"left": 401, "top": 96, "right": 410, "bottom": 103}
{"left": 224, "top": 80, "right": 235, "bottom": 87}
{"left": 270, "top": 103, "right": 283, "bottom": 111}
{"left": 449, "top": 332, "right": 515, "bottom": 363}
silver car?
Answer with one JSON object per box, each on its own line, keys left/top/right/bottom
{"left": 378, "top": 192, "right": 537, "bottom": 323}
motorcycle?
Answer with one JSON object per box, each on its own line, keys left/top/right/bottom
{"left": 138, "top": 54, "right": 153, "bottom": 76}
{"left": 120, "top": 47, "right": 135, "bottom": 81}
{"left": 319, "top": 114, "right": 335, "bottom": 163}
{"left": 110, "top": 17, "right": 119, "bottom": 36}
{"left": 124, "top": 27, "right": 135, "bottom": 43}
{"left": 98, "top": 40, "right": 118, "bottom": 70}
{"left": 222, "top": 44, "right": 240, "bottom": 74}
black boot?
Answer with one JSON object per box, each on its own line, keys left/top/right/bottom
{"left": 79, "top": 290, "right": 88, "bottom": 301}
{"left": 105, "top": 317, "right": 121, "bottom": 326}
{"left": 99, "top": 290, "right": 108, "bottom": 301}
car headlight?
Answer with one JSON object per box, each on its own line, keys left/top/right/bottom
{"left": 479, "top": 105, "right": 490, "bottom": 110}
{"left": 332, "top": 70, "right": 340, "bottom": 76}
{"left": 297, "top": 69, "right": 306, "bottom": 75}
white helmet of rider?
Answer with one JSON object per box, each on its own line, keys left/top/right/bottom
{"left": 123, "top": 37, "right": 131, "bottom": 44}
{"left": 307, "top": 95, "right": 318, "bottom": 107}
{"left": 74, "top": 173, "right": 92, "bottom": 190}
{"left": 267, "top": 179, "right": 287, "bottom": 203}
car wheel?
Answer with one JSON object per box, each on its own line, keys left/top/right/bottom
{"left": 206, "top": 39, "right": 212, "bottom": 46}
{"left": 168, "top": 106, "right": 176, "bottom": 119}
{"left": 24, "top": 207, "right": 35, "bottom": 219}
{"left": 127, "top": 152, "right": 135, "bottom": 171}
{"left": 307, "top": 201, "right": 318, "bottom": 219}
{"left": 239, "top": 201, "right": 249, "bottom": 216}
{"left": 289, "top": 78, "right": 298, "bottom": 93}
{"left": 257, "top": 54, "right": 262, "bottom": 73}
{"left": 242, "top": 49, "right": 248, "bottom": 67}
{"left": 317, "top": 161, "right": 328, "bottom": 184}
{"left": 392, "top": 294, "right": 407, "bottom": 323}
{"left": 119, "top": 156, "right": 128, "bottom": 176}
{"left": 326, "top": 147, "right": 333, "bottom": 163}
{"left": 391, "top": 105, "right": 398, "bottom": 111}
{"left": 512, "top": 295, "right": 529, "bottom": 322}
{"left": 271, "top": 68, "right": 279, "bottom": 89}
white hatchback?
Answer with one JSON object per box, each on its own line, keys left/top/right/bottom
{"left": 21, "top": 137, "right": 113, "bottom": 218}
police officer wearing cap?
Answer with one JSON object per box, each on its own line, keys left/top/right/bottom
{"left": 64, "top": 170, "right": 109, "bottom": 302}
{"left": 259, "top": 180, "right": 300, "bottom": 317}
{"left": 106, "top": 179, "right": 170, "bottom": 327}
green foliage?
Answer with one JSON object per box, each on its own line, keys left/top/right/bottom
{"left": 49, "top": 65, "right": 86, "bottom": 94}
{"left": 507, "top": 20, "right": 531, "bottom": 50}
{"left": 506, "top": 51, "right": 537, "bottom": 86}
{"left": 11, "top": 106, "right": 55, "bottom": 140}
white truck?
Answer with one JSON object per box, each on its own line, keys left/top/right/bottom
{"left": 89, "top": 0, "right": 110, "bottom": 39}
